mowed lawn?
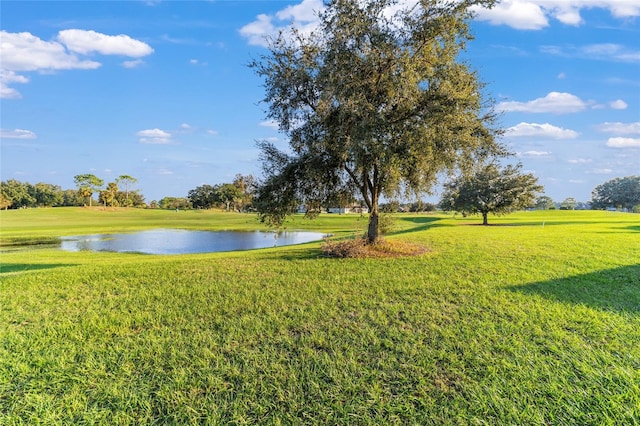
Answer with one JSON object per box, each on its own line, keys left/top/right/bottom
{"left": 1, "top": 208, "right": 639, "bottom": 424}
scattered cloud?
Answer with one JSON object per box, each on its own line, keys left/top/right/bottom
{"left": 609, "top": 99, "right": 628, "bottom": 110}
{"left": 606, "top": 137, "right": 640, "bottom": 148}
{"left": 506, "top": 122, "right": 579, "bottom": 139}
{"left": 56, "top": 29, "right": 153, "bottom": 56}
{"left": 568, "top": 158, "right": 593, "bottom": 164}
{"left": 519, "top": 150, "right": 552, "bottom": 157}
{"left": 240, "top": 0, "right": 323, "bottom": 47}
{"left": 0, "top": 30, "right": 101, "bottom": 72}
{"left": 497, "top": 92, "right": 590, "bottom": 114}
{"left": 137, "top": 128, "right": 172, "bottom": 144}
{"left": 557, "top": 72, "right": 566, "bottom": 79}
{"left": 596, "top": 121, "right": 640, "bottom": 135}
{"left": 0, "top": 70, "right": 29, "bottom": 99}
{"left": 0, "top": 29, "right": 153, "bottom": 98}
{"left": 471, "top": 0, "right": 548, "bottom": 30}
{"left": 590, "top": 168, "right": 614, "bottom": 174}
{"left": 472, "top": 0, "right": 640, "bottom": 30}
{"left": 207, "top": 129, "right": 219, "bottom": 136}
{"left": 260, "top": 120, "right": 279, "bottom": 129}
{"left": 240, "top": 0, "right": 640, "bottom": 47}
{"left": 122, "top": 59, "right": 145, "bottom": 68}
{"left": 0, "top": 128, "right": 37, "bottom": 139}
{"left": 541, "top": 43, "right": 640, "bottom": 63}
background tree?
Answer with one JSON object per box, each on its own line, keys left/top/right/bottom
{"left": 115, "top": 175, "right": 138, "bottom": 207}
{"left": 100, "top": 182, "right": 119, "bottom": 207}
{"left": 74, "top": 174, "right": 103, "bottom": 207}
{"left": 159, "top": 197, "right": 191, "bottom": 210}
{"left": 0, "top": 192, "right": 11, "bottom": 210}
{"left": 29, "top": 183, "right": 63, "bottom": 207}
{"left": 122, "top": 190, "right": 145, "bottom": 208}
{"left": 188, "top": 184, "right": 219, "bottom": 209}
{"left": 0, "top": 180, "right": 34, "bottom": 209}
{"left": 251, "top": 0, "right": 501, "bottom": 243}
{"left": 591, "top": 176, "right": 640, "bottom": 211}
{"left": 439, "top": 162, "right": 543, "bottom": 225}
{"left": 61, "top": 189, "right": 86, "bottom": 206}
{"left": 535, "top": 195, "right": 555, "bottom": 210}
{"left": 216, "top": 183, "right": 243, "bottom": 212}
{"left": 560, "top": 197, "right": 577, "bottom": 210}
{"left": 232, "top": 174, "right": 257, "bottom": 212}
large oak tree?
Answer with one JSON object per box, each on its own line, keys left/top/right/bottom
{"left": 251, "top": 0, "right": 503, "bottom": 242}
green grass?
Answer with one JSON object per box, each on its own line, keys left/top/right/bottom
{"left": 1, "top": 208, "right": 639, "bottom": 424}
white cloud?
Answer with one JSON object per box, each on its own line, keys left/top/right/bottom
{"left": 472, "top": 0, "right": 640, "bottom": 30}
{"left": 0, "top": 70, "right": 29, "bottom": 99}
{"left": 0, "top": 128, "right": 37, "bottom": 139}
{"left": 180, "top": 123, "right": 192, "bottom": 129}
{"left": 497, "top": 92, "right": 589, "bottom": 114}
{"left": 260, "top": 120, "right": 280, "bottom": 129}
{"left": 541, "top": 43, "right": 640, "bottom": 63}
{"left": 607, "top": 137, "right": 640, "bottom": 148}
{"left": 471, "top": 0, "right": 548, "bottom": 30}
{"left": 568, "top": 158, "right": 593, "bottom": 164}
{"left": 57, "top": 29, "right": 153, "bottom": 56}
{"left": 240, "top": 0, "right": 323, "bottom": 47}
{"left": 596, "top": 121, "right": 640, "bottom": 135}
{"left": 519, "top": 150, "right": 551, "bottom": 157}
{"left": 506, "top": 122, "right": 579, "bottom": 139}
{"left": 609, "top": 99, "right": 628, "bottom": 110}
{"left": 207, "top": 129, "right": 219, "bottom": 136}
{"left": 0, "top": 31, "right": 101, "bottom": 72}
{"left": 1, "top": 29, "right": 152, "bottom": 98}
{"left": 137, "top": 128, "right": 172, "bottom": 144}
{"left": 591, "top": 168, "right": 614, "bottom": 174}
{"left": 122, "top": 59, "right": 144, "bottom": 68}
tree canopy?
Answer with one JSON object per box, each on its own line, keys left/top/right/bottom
{"left": 439, "top": 162, "right": 543, "bottom": 225}
{"left": 251, "top": 0, "right": 502, "bottom": 242}
{"left": 591, "top": 176, "right": 640, "bottom": 211}
{"left": 73, "top": 174, "right": 104, "bottom": 207}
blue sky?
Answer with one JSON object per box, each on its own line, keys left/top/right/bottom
{"left": 1, "top": 0, "right": 638, "bottom": 203}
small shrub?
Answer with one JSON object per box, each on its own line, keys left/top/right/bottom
{"left": 379, "top": 213, "right": 395, "bottom": 235}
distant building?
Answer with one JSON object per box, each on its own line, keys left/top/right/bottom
{"left": 328, "top": 204, "right": 369, "bottom": 214}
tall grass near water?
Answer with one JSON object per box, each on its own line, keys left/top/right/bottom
{"left": 1, "top": 208, "right": 639, "bottom": 424}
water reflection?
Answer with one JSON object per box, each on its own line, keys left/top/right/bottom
{"left": 60, "top": 229, "right": 325, "bottom": 255}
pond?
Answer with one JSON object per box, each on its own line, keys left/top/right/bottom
{"left": 59, "top": 229, "right": 326, "bottom": 255}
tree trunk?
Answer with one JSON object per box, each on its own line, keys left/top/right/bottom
{"left": 482, "top": 212, "right": 488, "bottom": 225}
{"left": 367, "top": 208, "right": 379, "bottom": 243}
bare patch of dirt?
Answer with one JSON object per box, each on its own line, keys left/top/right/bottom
{"left": 322, "top": 238, "right": 428, "bottom": 259}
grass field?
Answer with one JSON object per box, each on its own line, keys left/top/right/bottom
{"left": 1, "top": 207, "right": 639, "bottom": 424}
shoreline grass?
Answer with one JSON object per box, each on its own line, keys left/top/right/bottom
{"left": 1, "top": 208, "right": 639, "bottom": 424}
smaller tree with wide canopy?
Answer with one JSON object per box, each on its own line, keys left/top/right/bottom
{"left": 440, "top": 162, "right": 542, "bottom": 225}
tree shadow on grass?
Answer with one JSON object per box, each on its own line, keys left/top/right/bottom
{"left": 0, "top": 263, "right": 78, "bottom": 275}
{"left": 507, "top": 264, "right": 640, "bottom": 314}
{"left": 392, "top": 216, "right": 448, "bottom": 236}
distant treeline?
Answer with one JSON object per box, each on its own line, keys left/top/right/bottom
{"left": 2, "top": 175, "right": 638, "bottom": 212}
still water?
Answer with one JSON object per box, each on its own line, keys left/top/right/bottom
{"left": 60, "top": 229, "right": 325, "bottom": 255}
